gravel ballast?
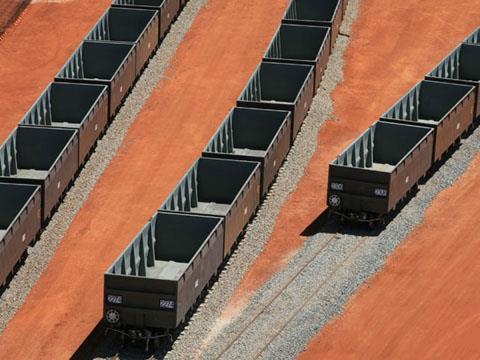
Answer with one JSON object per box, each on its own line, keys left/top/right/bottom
{"left": 0, "top": 0, "right": 208, "bottom": 334}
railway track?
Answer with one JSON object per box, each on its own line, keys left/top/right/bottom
{"left": 212, "top": 221, "right": 377, "bottom": 359}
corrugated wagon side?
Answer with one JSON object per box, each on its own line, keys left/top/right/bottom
{"left": 237, "top": 61, "right": 314, "bottom": 144}
{"left": 381, "top": 80, "right": 475, "bottom": 162}
{"left": 86, "top": 7, "right": 159, "bottom": 77}
{"left": 161, "top": 157, "right": 261, "bottom": 256}
{"left": 55, "top": 41, "right": 136, "bottom": 117}
{"left": 327, "top": 121, "right": 434, "bottom": 222}
{"left": 20, "top": 82, "right": 109, "bottom": 165}
{"left": 203, "top": 107, "right": 292, "bottom": 197}
{"left": 0, "top": 126, "right": 79, "bottom": 223}
{"left": 104, "top": 212, "right": 224, "bottom": 332}
{"left": 0, "top": 183, "right": 41, "bottom": 288}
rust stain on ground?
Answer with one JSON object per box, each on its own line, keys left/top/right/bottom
{"left": 0, "top": 0, "right": 111, "bottom": 144}
{"left": 0, "top": 0, "right": 289, "bottom": 358}
{"left": 299, "top": 154, "right": 480, "bottom": 359}
{"left": 223, "top": 0, "right": 480, "bottom": 321}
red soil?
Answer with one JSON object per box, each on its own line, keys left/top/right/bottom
{"left": 0, "top": 0, "right": 111, "bottom": 144}
{"left": 299, "top": 154, "right": 480, "bottom": 360}
{"left": 0, "top": 0, "right": 289, "bottom": 358}
{"left": 223, "top": 0, "right": 480, "bottom": 319}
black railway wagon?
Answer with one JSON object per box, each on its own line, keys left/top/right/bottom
{"left": 55, "top": 40, "right": 136, "bottom": 117}
{"left": 237, "top": 61, "right": 314, "bottom": 144}
{"left": 0, "top": 183, "right": 41, "bottom": 288}
{"left": 464, "top": 27, "right": 479, "bottom": 45}
{"left": 426, "top": 43, "right": 480, "bottom": 120}
{"left": 203, "top": 107, "right": 291, "bottom": 197}
{"left": 160, "top": 157, "right": 261, "bottom": 256}
{"left": 327, "top": 121, "right": 434, "bottom": 222}
{"left": 264, "top": 24, "right": 331, "bottom": 93}
{"left": 0, "top": 126, "right": 79, "bottom": 223}
{"left": 20, "top": 82, "right": 109, "bottom": 165}
{"left": 112, "top": 0, "right": 179, "bottom": 41}
{"left": 282, "top": 0, "right": 343, "bottom": 51}
{"left": 381, "top": 80, "right": 476, "bottom": 162}
{"left": 104, "top": 212, "right": 223, "bottom": 333}
{"left": 86, "top": 7, "right": 159, "bottom": 77}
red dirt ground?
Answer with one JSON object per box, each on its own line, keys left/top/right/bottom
{"left": 0, "top": 0, "right": 111, "bottom": 144}
{"left": 299, "top": 154, "right": 480, "bottom": 359}
{"left": 222, "top": 0, "right": 480, "bottom": 319}
{"left": 0, "top": 0, "right": 289, "bottom": 358}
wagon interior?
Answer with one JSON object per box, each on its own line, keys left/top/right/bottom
{"left": 384, "top": 81, "right": 474, "bottom": 125}
{"left": 88, "top": 8, "right": 156, "bottom": 43}
{"left": 63, "top": 42, "right": 133, "bottom": 81}
{"left": 2, "top": 127, "right": 76, "bottom": 180}
{"left": 108, "top": 213, "right": 220, "bottom": 281}
{"left": 257, "top": 62, "right": 311, "bottom": 103}
{"left": 285, "top": 0, "right": 340, "bottom": 22}
{"left": 333, "top": 122, "right": 431, "bottom": 172}
{"left": 162, "top": 158, "right": 258, "bottom": 216}
{"left": 266, "top": 25, "right": 329, "bottom": 62}
{"left": 0, "top": 184, "right": 37, "bottom": 236}
{"left": 22, "top": 83, "right": 105, "bottom": 128}
{"left": 458, "top": 45, "right": 480, "bottom": 81}
{"left": 205, "top": 108, "right": 288, "bottom": 157}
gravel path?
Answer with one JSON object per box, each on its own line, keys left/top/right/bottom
{"left": 0, "top": 0, "right": 207, "bottom": 334}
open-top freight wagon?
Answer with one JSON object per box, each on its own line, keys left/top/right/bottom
{"left": 264, "top": 24, "right": 331, "bottom": 93}
{"left": 327, "top": 121, "right": 434, "bottom": 223}
{"left": 238, "top": 61, "right": 314, "bottom": 143}
{"left": 55, "top": 41, "right": 136, "bottom": 117}
{"left": 0, "top": 126, "right": 79, "bottom": 223}
{"left": 160, "top": 157, "right": 261, "bottom": 256}
{"left": 104, "top": 212, "right": 223, "bottom": 345}
{"left": 203, "top": 107, "right": 292, "bottom": 197}
{"left": 0, "top": 183, "right": 41, "bottom": 288}
{"left": 20, "top": 82, "right": 109, "bottom": 165}
{"left": 112, "top": 0, "right": 180, "bottom": 41}
{"left": 381, "top": 80, "right": 475, "bottom": 162}
{"left": 86, "top": 7, "right": 159, "bottom": 77}
{"left": 426, "top": 43, "right": 480, "bottom": 120}
{"left": 282, "top": 0, "right": 344, "bottom": 51}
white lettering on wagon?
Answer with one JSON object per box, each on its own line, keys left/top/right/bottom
{"left": 160, "top": 300, "right": 175, "bottom": 310}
